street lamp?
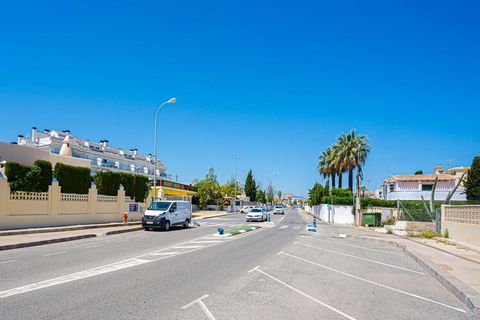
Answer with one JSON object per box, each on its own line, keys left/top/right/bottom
{"left": 234, "top": 156, "right": 240, "bottom": 212}
{"left": 153, "top": 97, "right": 176, "bottom": 201}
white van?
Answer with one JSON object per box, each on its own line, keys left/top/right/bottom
{"left": 142, "top": 200, "right": 192, "bottom": 231}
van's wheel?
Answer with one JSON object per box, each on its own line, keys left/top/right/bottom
{"left": 163, "top": 221, "right": 170, "bottom": 231}
{"left": 184, "top": 219, "right": 190, "bottom": 229}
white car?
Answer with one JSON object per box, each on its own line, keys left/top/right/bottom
{"left": 274, "top": 205, "right": 285, "bottom": 215}
{"left": 240, "top": 205, "right": 254, "bottom": 214}
{"left": 246, "top": 207, "right": 267, "bottom": 222}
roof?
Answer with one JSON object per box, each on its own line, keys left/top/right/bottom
{"left": 385, "top": 174, "right": 457, "bottom": 183}
{"left": 446, "top": 166, "right": 470, "bottom": 173}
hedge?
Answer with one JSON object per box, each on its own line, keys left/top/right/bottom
{"left": 321, "top": 196, "right": 353, "bottom": 206}
{"left": 4, "top": 161, "right": 53, "bottom": 192}
{"left": 94, "top": 171, "right": 149, "bottom": 202}
{"left": 54, "top": 163, "right": 91, "bottom": 194}
{"left": 34, "top": 160, "right": 52, "bottom": 192}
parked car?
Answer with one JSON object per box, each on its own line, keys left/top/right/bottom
{"left": 246, "top": 207, "right": 267, "bottom": 222}
{"left": 240, "top": 205, "right": 254, "bottom": 214}
{"left": 143, "top": 200, "right": 192, "bottom": 231}
{"left": 274, "top": 204, "right": 285, "bottom": 215}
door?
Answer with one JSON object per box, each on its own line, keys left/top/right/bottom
{"left": 168, "top": 202, "right": 179, "bottom": 225}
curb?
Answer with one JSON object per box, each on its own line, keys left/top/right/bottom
{"left": 0, "top": 234, "right": 97, "bottom": 251}
{"left": 105, "top": 227, "right": 144, "bottom": 236}
{"left": 433, "top": 237, "right": 480, "bottom": 255}
{"left": 346, "top": 234, "right": 480, "bottom": 314}
{"left": 0, "top": 222, "right": 142, "bottom": 236}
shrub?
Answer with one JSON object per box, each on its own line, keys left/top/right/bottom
{"left": 321, "top": 196, "right": 353, "bottom": 206}
{"left": 4, "top": 161, "right": 47, "bottom": 192}
{"left": 54, "top": 163, "right": 91, "bottom": 194}
{"left": 465, "top": 156, "right": 480, "bottom": 200}
{"left": 361, "top": 198, "right": 396, "bottom": 208}
{"left": 421, "top": 230, "right": 440, "bottom": 238}
{"left": 94, "top": 171, "right": 121, "bottom": 196}
{"left": 94, "top": 171, "right": 149, "bottom": 202}
{"left": 443, "top": 228, "right": 449, "bottom": 239}
{"left": 386, "top": 229, "right": 393, "bottom": 234}
{"left": 34, "top": 160, "right": 52, "bottom": 192}
{"left": 332, "top": 188, "right": 352, "bottom": 198}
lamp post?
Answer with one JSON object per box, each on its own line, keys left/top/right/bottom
{"left": 234, "top": 156, "right": 240, "bottom": 212}
{"left": 153, "top": 97, "right": 176, "bottom": 201}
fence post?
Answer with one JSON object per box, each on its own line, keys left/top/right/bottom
{"left": 48, "top": 179, "right": 61, "bottom": 215}
{"left": 88, "top": 182, "right": 98, "bottom": 215}
{"left": 0, "top": 173, "right": 9, "bottom": 216}
{"left": 117, "top": 184, "right": 126, "bottom": 214}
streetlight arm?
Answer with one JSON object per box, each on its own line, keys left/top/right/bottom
{"left": 153, "top": 98, "right": 176, "bottom": 201}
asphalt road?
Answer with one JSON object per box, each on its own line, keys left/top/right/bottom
{"left": 0, "top": 209, "right": 477, "bottom": 319}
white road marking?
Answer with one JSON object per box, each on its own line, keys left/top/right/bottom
{"left": 280, "top": 251, "right": 466, "bottom": 313}
{"left": 251, "top": 267, "right": 357, "bottom": 320}
{"left": 85, "top": 245, "right": 102, "bottom": 249}
{"left": 279, "top": 216, "right": 286, "bottom": 222}
{"left": 0, "top": 260, "right": 16, "bottom": 265}
{"left": 44, "top": 251, "right": 67, "bottom": 257}
{"left": 295, "top": 243, "right": 424, "bottom": 275}
{"left": 152, "top": 252, "right": 179, "bottom": 256}
{"left": 0, "top": 258, "right": 150, "bottom": 298}
{"left": 182, "top": 294, "right": 217, "bottom": 320}
{"left": 279, "top": 225, "right": 289, "bottom": 230}
{"left": 318, "top": 239, "right": 404, "bottom": 256}
{"left": 174, "top": 245, "right": 205, "bottom": 249}
{"left": 189, "top": 240, "right": 223, "bottom": 244}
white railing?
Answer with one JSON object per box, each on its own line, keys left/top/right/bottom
{"left": 61, "top": 193, "right": 89, "bottom": 202}
{"left": 444, "top": 205, "right": 480, "bottom": 225}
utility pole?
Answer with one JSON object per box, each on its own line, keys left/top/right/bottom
{"left": 234, "top": 156, "right": 240, "bottom": 212}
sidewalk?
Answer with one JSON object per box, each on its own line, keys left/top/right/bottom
{"left": 0, "top": 213, "right": 234, "bottom": 251}
{"left": 344, "top": 226, "right": 480, "bottom": 313}
{"left": 0, "top": 224, "right": 143, "bottom": 250}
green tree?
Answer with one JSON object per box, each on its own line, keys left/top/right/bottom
{"left": 194, "top": 168, "right": 222, "bottom": 209}
{"left": 308, "top": 182, "right": 325, "bottom": 206}
{"left": 277, "top": 190, "right": 282, "bottom": 200}
{"left": 415, "top": 170, "right": 423, "bottom": 175}
{"left": 256, "top": 189, "right": 266, "bottom": 203}
{"left": 266, "top": 184, "right": 275, "bottom": 204}
{"left": 465, "top": 156, "right": 480, "bottom": 200}
{"left": 244, "top": 170, "right": 257, "bottom": 201}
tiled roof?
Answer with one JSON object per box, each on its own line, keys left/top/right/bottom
{"left": 386, "top": 174, "right": 457, "bottom": 182}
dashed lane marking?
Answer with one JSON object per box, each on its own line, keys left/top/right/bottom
{"left": 0, "top": 260, "right": 16, "bottom": 265}
{"left": 44, "top": 251, "right": 67, "bottom": 257}
{"left": 279, "top": 225, "right": 289, "bottom": 230}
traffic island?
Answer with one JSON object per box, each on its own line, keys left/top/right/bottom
{"left": 214, "top": 225, "right": 261, "bottom": 237}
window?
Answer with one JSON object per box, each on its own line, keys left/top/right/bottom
{"left": 389, "top": 184, "right": 395, "bottom": 192}
{"left": 422, "top": 184, "right": 433, "bottom": 191}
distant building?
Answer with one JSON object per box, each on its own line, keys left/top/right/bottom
{"left": 377, "top": 166, "right": 468, "bottom": 201}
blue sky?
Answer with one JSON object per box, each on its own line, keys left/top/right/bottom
{"left": 1, "top": 0, "right": 479, "bottom": 196}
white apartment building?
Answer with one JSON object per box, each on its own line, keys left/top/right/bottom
{"left": 16, "top": 127, "right": 169, "bottom": 180}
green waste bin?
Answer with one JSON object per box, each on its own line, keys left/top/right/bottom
{"left": 362, "top": 213, "right": 380, "bottom": 226}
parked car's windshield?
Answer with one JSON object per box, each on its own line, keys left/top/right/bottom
{"left": 148, "top": 201, "right": 171, "bottom": 211}
{"left": 251, "top": 208, "right": 262, "bottom": 212}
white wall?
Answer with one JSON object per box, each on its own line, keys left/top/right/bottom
{"left": 385, "top": 190, "right": 466, "bottom": 201}
{"left": 313, "top": 204, "right": 354, "bottom": 225}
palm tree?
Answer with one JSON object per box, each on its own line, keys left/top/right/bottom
{"left": 335, "top": 131, "right": 358, "bottom": 192}
{"left": 352, "top": 133, "right": 370, "bottom": 198}
{"left": 318, "top": 147, "right": 336, "bottom": 188}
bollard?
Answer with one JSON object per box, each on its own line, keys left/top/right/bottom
{"left": 217, "top": 226, "right": 224, "bottom": 235}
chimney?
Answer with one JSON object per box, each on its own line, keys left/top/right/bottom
{"left": 44, "top": 129, "right": 50, "bottom": 133}
{"left": 101, "top": 140, "right": 109, "bottom": 148}
{"left": 32, "top": 127, "right": 37, "bottom": 143}
{"left": 17, "top": 135, "right": 24, "bottom": 144}
{"left": 132, "top": 148, "right": 138, "bottom": 155}
{"left": 434, "top": 166, "right": 445, "bottom": 175}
